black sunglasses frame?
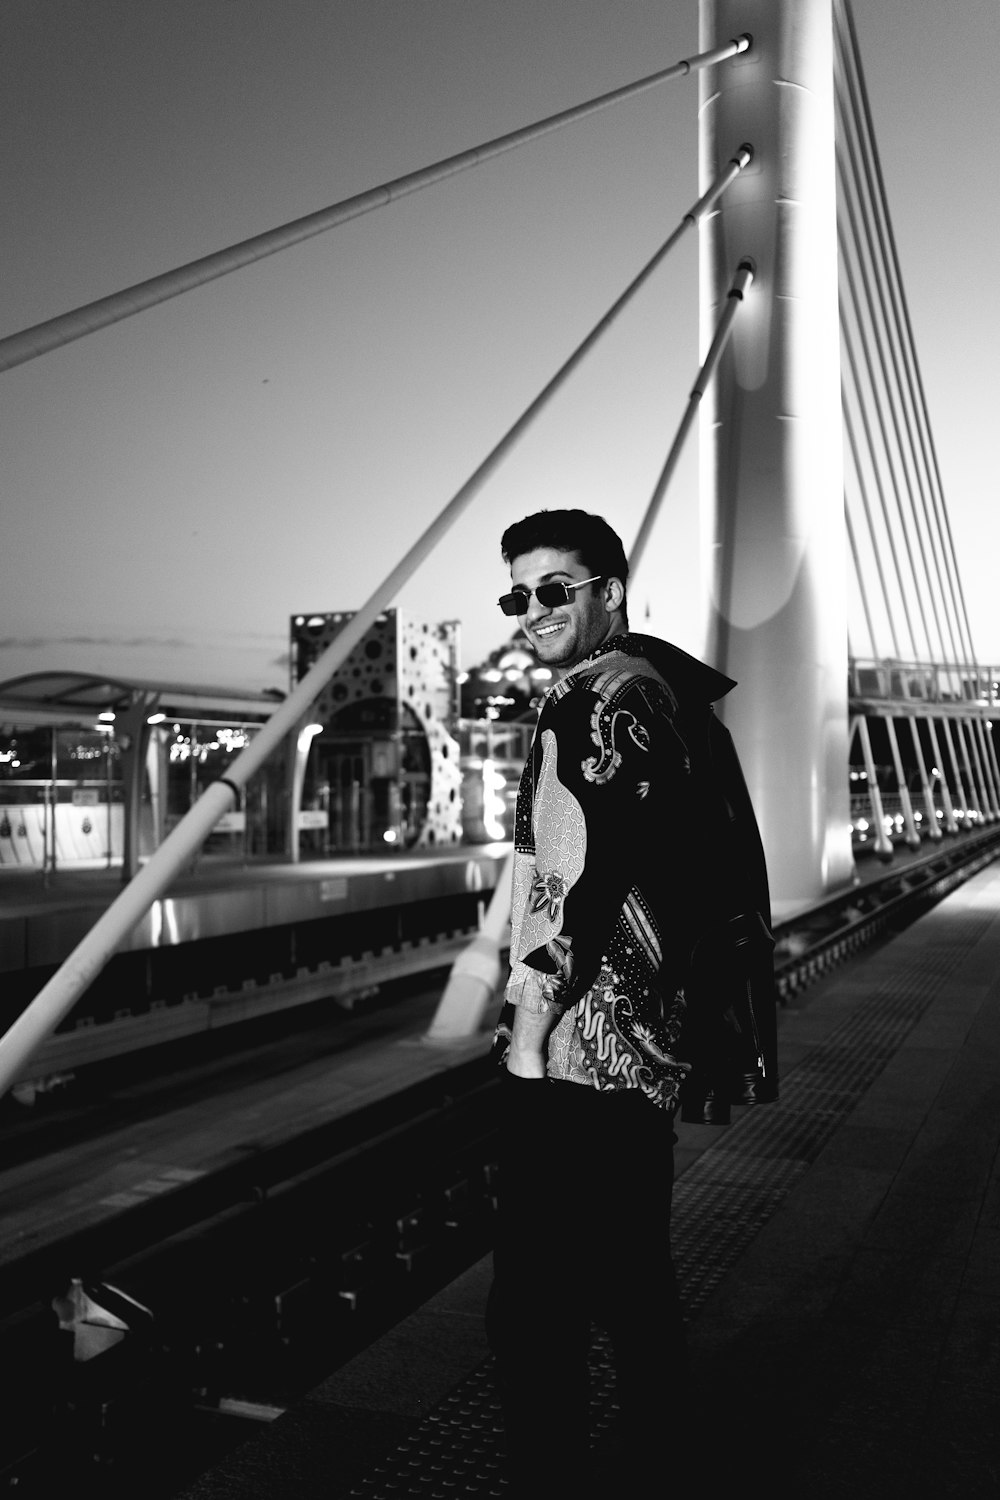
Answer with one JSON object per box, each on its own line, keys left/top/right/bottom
{"left": 497, "top": 573, "right": 604, "bottom": 616}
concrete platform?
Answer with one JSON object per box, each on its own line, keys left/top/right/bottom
{"left": 0, "top": 844, "right": 510, "bottom": 972}
{"left": 172, "top": 858, "right": 1000, "bottom": 1498}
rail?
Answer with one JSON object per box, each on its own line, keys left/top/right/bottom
{"left": 2, "top": 827, "right": 998, "bottom": 1480}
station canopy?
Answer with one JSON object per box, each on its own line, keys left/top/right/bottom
{"left": 0, "top": 671, "right": 279, "bottom": 727}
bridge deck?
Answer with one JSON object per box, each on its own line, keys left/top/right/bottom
{"left": 167, "top": 857, "right": 1000, "bottom": 1498}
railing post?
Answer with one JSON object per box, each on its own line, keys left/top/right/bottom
{"left": 925, "top": 718, "right": 959, "bottom": 834}
{"left": 855, "top": 716, "right": 893, "bottom": 861}
{"left": 883, "top": 716, "right": 920, "bottom": 849}
{"left": 905, "top": 716, "right": 943, "bottom": 841}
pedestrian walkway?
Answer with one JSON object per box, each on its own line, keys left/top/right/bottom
{"left": 175, "top": 859, "right": 1000, "bottom": 1499}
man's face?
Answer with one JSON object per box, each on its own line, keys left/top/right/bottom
{"left": 508, "top": 546, "right": 619, "bottom": 669}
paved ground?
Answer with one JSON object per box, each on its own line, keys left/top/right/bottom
{"left": 170, "top": 858, "right": 1000, "bottom": 1498}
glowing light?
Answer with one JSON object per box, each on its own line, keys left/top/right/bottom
{"left": 382, "top": 828, "right": 398, "bottom": 843}
{"left": 482, "top": 758, "right": 507, "bottom": 841}
{"left": 147, "top": 712, "right": 166, "bottom": 725}
{"left": 216, "top": 727, "right": 250, "bottom": 752}
{"left": 98, "top": 711, "right": 115, "bottom": 723}
{"left": 297, "top": 723, "right": 324, "bottom": 753}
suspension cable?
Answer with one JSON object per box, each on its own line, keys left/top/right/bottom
{"left": 835, "top": 41, "right": 957, "bottom": 672}
{"left": 0, "top": 34, "right": 751, "bottom": 375}
{"left": 629, "top": 256, "right": 754, "bottom": 574}
{"left": 834, "top": 0, "right": 978, "bottom": 675}
{"left": 844, "top": 504, "right": 876, "bottom": 665}
{"left": 837, "top": 149, "right": 951, "bottom": 666}
{"left": 0, "top": 147, "right": 752, "bottom": 1099}
{"left": 837, "top": 0, "right": 978, "bottom": 674}
{"left": 840, "top": 298, "right": 920, "bottom": 658}
{"left": 843, "top": 403, "right": 902, "bottom": 660}
{"left": 838, "top": 217, "right": 934, "bottom": 659}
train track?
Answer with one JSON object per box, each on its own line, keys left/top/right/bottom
{"left": 2, "top": 823, "right": 999, "bottom": 1495}
{"left": 772, "top": 821, "right": 1000, "bottom": 994}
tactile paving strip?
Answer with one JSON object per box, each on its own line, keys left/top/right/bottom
{"left": 348, "top": 901, "right": 995, "bottom": 1496}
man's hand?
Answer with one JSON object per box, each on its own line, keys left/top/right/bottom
{"left": 505, "top": 1002, "right": 558, "bottom": 1078}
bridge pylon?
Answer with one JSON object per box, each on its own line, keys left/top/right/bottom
{"left": 698, "top": 0, "right": 853, "bottom": 907}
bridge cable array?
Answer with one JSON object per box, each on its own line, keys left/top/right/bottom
{"left": 833, "top": 0, "right": 1000, "bottom": 855}
{"left": 0, "top": 65, "right": 754, "bottom": 1092}
{"left": 0, "top": 33, "right": 750, "bottom": 376}
{"left": 834, "top": 0, "right": 978, "bottom": 680}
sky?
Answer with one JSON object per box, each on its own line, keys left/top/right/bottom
{"left": 1, "top": 0, "right": 998, "bottom": 700}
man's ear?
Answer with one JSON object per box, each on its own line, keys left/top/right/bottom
{"left": 605, "top": 575, "right": 625, "bottom": 612}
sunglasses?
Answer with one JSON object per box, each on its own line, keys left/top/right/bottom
{"left": 497, "top": 573, "right": 604, "bottom": 616}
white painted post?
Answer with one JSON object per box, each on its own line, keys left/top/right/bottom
{"left": 424, "top": 850, "right": 513, "bottom": 1044}
{"left": 699, "top": 0, "right": 853, "bottom": 905}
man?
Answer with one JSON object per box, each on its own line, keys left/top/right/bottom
{"left": 485, "top": 508, "right": 777, "bottom": 1491}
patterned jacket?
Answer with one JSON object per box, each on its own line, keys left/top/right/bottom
{"left": 493, "top": 632, "right": 704, "bottom": 1111}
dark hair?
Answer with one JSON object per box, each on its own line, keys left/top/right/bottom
{"left": 500, "top": 509, "right": 629, "bottom": 623}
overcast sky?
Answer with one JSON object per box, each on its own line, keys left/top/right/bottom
{"left": 1, "top": 0, "right": 997, "bottom": 697}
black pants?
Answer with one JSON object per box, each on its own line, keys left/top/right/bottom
{"left": 486, "top": 1076, "right": 687, "bottom": 1488}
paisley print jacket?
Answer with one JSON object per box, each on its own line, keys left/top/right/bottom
{"left": 493, "top": 633, "right": 697, "bottom": 1112}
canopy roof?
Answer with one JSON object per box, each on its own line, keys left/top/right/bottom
{"left": 0, "top": 671, "right": 279, "bottom": 725}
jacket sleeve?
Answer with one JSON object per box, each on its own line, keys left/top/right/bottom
{"left": 516, "top": 673, "right": 691, "bottom": 1010}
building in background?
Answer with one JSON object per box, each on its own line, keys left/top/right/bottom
{"left": 290, "top": 609, "right": 465, "bottom": 853}
{"left": 0, "top": 617, "right": 552, "bottom": 872}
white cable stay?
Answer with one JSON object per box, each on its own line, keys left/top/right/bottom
{"left": 630, "top": 257, "right": 755, "bottom": 575}
{"left": 840, "top": 239, "right": 933, "bottom": 661}
{"left": 0, "top": 147, "right": 753, "bottom": 1096}
{"left": 837, "top": 1, "right": 977, "bottom": 673}
{"left": 833, "top": 0, "right": 977, "bottom": 673}
{"left": 0, "top": 34, "right": 751, "bottom": 375}
{"left": 842, "top": 394, "right": 906, "bottom": 660}
{"left": 837, "top": 146, "right": 954, "bottom": 668}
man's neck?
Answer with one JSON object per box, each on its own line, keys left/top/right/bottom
{"left": 561, "top": 623, "right": 630, "bottom": 675}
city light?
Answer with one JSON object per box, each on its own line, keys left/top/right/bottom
{"left": 297, "top": 722, "right": 324, "bottom": 754}
{"left": 482, "top": 758, "right": 507, "bottom": 841}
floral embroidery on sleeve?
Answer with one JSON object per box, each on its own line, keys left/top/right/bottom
{"left": 531, "top": 869, "right": 566, "bottom": 922}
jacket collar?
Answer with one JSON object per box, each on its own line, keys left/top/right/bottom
{"left": 565, "top": 632, "right": 737, "bottom": 705}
